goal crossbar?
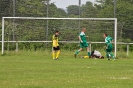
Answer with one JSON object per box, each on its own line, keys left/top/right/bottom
{"left": 3, "top": 17, "right": 116, "bottom": 20}
{"left": 1, "top": 17, "right": 117, "bottom": 57}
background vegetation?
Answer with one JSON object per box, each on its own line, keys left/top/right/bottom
{"left": 0, "top": 0, "right": 133, "bottom": 51}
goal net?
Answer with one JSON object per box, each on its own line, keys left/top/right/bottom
{"left": 1, "top": 17, "right": 117, "bottom": 56}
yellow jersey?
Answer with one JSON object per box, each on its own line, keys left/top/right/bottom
{"left": 52, "top": 35, "right": 59, "bottom": 47}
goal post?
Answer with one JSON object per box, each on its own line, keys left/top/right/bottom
{"left": 1, "top": 17, "right": 117, "bottom": 57}
{"left": 2, "top": 17, "right": 5, "bottom": 55}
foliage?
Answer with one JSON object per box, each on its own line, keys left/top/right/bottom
{"left": 0, "top": 0, "right": 12, "bottom": 17}
{"left": 95, "top": 0, "right": 133, "bottom": 41}
{"left": 81, "top": 1, "right": 98, "bottom": 17}
{"left": 0, "top": 0, "right": 133, "bottom": 50}
{"left": 67, "top": 5, "right": 79, "bottom": 15}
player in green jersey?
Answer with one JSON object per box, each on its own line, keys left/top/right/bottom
{"left": 74, "top": 28, "right": 90, "bottom": 58}
{"left": 103, "top": 33, "right": 115, "bottom": 60}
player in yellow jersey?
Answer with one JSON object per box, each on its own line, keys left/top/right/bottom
{"left": 52, "top": 30, "right": 60, "bottom": 60}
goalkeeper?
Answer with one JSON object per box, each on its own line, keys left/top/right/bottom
{"left": 52, "top": 30, "right": 60, "bottom": 60}
{"left": 74, "top": 28, "right": 90, "bottom": 58}
{"left": 103, "top": 33, "right": 115, "bottom": 60}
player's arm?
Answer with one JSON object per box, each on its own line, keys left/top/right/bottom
{"left": 78, "top": 36, "right": 83, "bottom": 43}
{"left": 86, "top": 36, "right": 89, "bottom": 38}
{"left": 111, "top": 38, "right": 114, "bottom": 44}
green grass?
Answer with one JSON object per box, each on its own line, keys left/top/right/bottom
{"left": 0, "top": 50, "right": 133, "bottom": 88}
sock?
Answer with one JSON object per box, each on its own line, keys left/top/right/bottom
{"left": 110, "top": 53, "right": 115, "bottom": 59}
{"left": 88, "top": 52, "right": 90, "bottom": 56}
{"left": 75, "top": 50, "right": 80, "bottom": 55}
{"left": 52, "top": 52, "right": 56, "bottom": 59}
{"left": 56, "top": 51, "right": 60, "bottom": 59}
{"left": 106, "top": 53, "right": 109, "bottom": 59}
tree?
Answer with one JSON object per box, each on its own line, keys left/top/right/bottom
{"left": 95, "top": 0, "right": 113, "bottom": 8}
{"left": 95, "top": 0, "right": 133, "bottom": 41}
{"left": 0, "top": 0, "right": 12, "bottom": 18}
{"left": 16, "top": 0, "right": 47, "bottom": 17}
{"left": 116, "top": 1, "right": 133, "bottom": 40}
{"left": 67, "top": 5, "right": 79, "bottom": 15}
{"left": 56, "top": 8, "right": 67, "bottom": 17}
{"left": 81, "top": 1, "right": 98, "bottom": 17}
{"left": 48, "top": 3, "right": 67, "bottom": 17}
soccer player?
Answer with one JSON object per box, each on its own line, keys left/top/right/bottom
{"left": 103, "top": 33, "right": 115, "bottom": 60}
{"left": 81, "top": 50, "right": 104, "bottom": 59}
{"left": 52, "top": 30, "right": 60, "bottom": 60}
{"left": 74, "top": 28, "right": 90, "bottom": 58}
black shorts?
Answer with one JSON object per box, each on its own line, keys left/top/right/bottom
{"left": 53, "top": 46, "right": 60, "bottom": 51}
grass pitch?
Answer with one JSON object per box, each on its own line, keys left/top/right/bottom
{"left": 0, "top": 50, "right": 133, "bottom": 88}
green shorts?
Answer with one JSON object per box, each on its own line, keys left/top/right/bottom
{"left": 106, "top": 44, "right": 113, "bottom": 52}
{"left": 107, "top": 44, "right": 113, "bottom": 49}
{"left": 80, "top": 42, "right": 89, "bottom": 48}
{"left": 106, "top": 49, "right": 113, "bottom": 52}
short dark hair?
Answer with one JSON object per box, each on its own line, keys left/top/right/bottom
{"left": 104, "top": 33, "right": 108, "bottom": 36}
{"left": 55, "top": 30, "right": 59, "bottom": 33}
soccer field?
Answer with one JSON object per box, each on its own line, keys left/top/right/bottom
{"left": 0, "top": 51, "right": 133, "bottom": 88}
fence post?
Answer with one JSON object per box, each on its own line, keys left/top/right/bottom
{"left": 16, "top": 42, "right": 18, "bottom": 52}
{"left": 127, "top": 44, "right": 129, "bottom": 56}
{"left": 90, "top": 43, "right": 91, "bottom": 53}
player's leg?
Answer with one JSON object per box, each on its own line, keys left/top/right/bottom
{"left": 108, "top": 44, "right": 115, "bottom": 60}
{"left": 56, "top": 46, "right": 60, "bottom": 59}
{"left": 55, "top": 46, "right": 60, "bottom": 60}
{"left": 109, "top": 49, "right": 115, "bottom": 60}
{"left": 110, "top": 53, "right": 115, "bottom": 60}
{"left": 56, "top": 50, "right": 60, "bottom": 60}
{"left": 75, "top": 48, "right": 82, "bottom": 54}
{"left": 74, "top": 48, "right": 83, "bottom": 58}
{"left": 106, "top": 49, "right": 110, "bottom": 60}
{"left": 85, "top": 43, "right": 90, "bottom": 57}
{"left": 74, "top": 43, "right": 83, "bottom": 58}
{"left": 87, "top": 46, "right": 90, "bottom": 57}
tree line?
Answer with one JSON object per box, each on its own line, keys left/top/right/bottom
{"left": 0, "top": 0, "right": 133, "bottom": 51}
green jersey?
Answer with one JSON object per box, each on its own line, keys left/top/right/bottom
{"left": 105, "top": 36, "right": 113, "bottom": 49}
{"left": 105, "top": 36, "right": 113, "bottom": 44}
{"left": 79, "top": 32, "right": 87, "bottom": 42}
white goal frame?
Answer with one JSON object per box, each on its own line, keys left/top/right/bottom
{"left": 1, "top": 17, "right": 117, "bottom": 56}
